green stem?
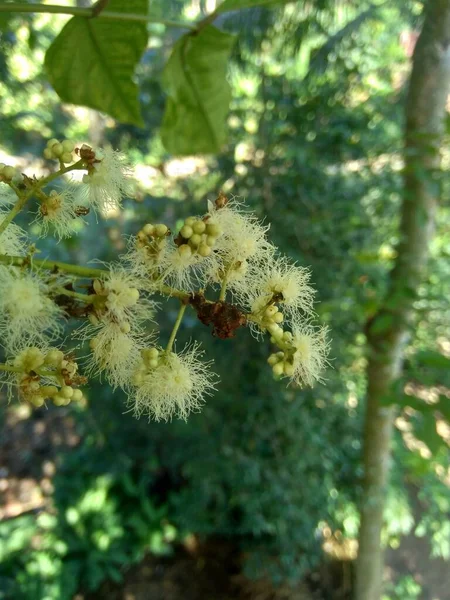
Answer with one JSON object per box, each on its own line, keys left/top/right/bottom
{"left": 53, "top": 287, "right": 95, "bottom": 303}
{"left": 166, "top": 303, "right": 187, "bottom": 353}
{"left": 219, "top": 263, "right": 234, "bottom": 301}
{"left": 0, "top": 364, "right": 22, "bottom": 374}
{"left": 0, "top": 3, "right": 196, "bottom": 29}
{"left": 0, "top": 160, "right": 85, "bottom": 237}
{"left": 0, "top": 254, "right": 106, "bottom": 278}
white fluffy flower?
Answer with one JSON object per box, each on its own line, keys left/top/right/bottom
{"left": 35, "top": 188, "right": 81, "bottom": 239}
{"left": 78, "top": 147, "right": 133, "bottom": 211}
{"left": 129, "top": 343, "right": 218, "bottom": 421}
{"left": 237, "top": 257, "right": 315, "bottom": 317}
{"left": 158, "top": 241, "right": 211, "bottom": 292}
{"left": 76, "top": 267, "right": 157, "bottom": 387}
{"left": 92, "top": 266, "right": 156, "bottom": 326}
{"left": 84, "top": 321, "right": 144, "bottom": 388}
{"left": 206, "top": 198, "right": 273, "bottom": 268}
{"left": 290, "top": 324, "right": 330, "bottom": 387}
{"left": 0, "top": 268, "right": 62, "bottom": 350}
{"left": 0, "top": 212, "right": 28, "bottom": 256}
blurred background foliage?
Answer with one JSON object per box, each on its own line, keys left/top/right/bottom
{"left": 0, "top": 1, "right": 449, "bottom": 598}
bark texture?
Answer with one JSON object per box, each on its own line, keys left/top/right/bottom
{"left": 355, "top": 3, "right": 450, "bottom": 600}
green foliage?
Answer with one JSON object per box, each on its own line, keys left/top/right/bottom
{"left": 217, "top": 0, "right": 294, "bottom": 13}
{"left": 161, "top": 26, "right": 235, "bottom": 154}
{"left": 0, "top": 0, "right": 449, "bottom": 596}
{"left": 0, "top": 437, "right": 169, "bottom": 599}
{"left": 45, "top": 0, "right": 148, "bottom": 126}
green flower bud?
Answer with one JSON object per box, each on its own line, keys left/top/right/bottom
{"left": 53, "top": 394, "right": 65, "bottom": 406}
{"left": 31, "top": 395, "right": 45, "bottom": 407}
{"left": 192, "top": 220, "right": 206, "bottom": 234}
{"left": 265, "top": 306, "right": 278, "bottom": 318}
{"left": 206, "top": 235, "right": 217, "bottom": 247}
{"left": 284, "top": 363, "right": 295, "bottom": 377}
{"left": 178, "top": 244, "right": 192, "bottom": 258}
{"left": 47, "top": 138, "right": 59, "bottom": 147}
{"left": 72, "top": 389, "right": 83, "bottom": 401}
{"left": 147, "top": 348, "right": 159, "bottom": 359}
{"left": 267, "top": 354, "right": 279, "bottom": 366}
{"left": 40, "top": 385, "right": 58, "bottom": 398}
{"left": 272, "top": 363, "right": 284, "bottom": 376}
{"left": 61, "top": 386, "right": 74, "bottom": 400}
{"left": 267, "top": 323, "right": 283, "bottom": 339}
{"left": 44, "top": 349, "right": 64, "bottom": 366}
{"left": 62, "top": 140, "right": 75, "bottom": 152}
{"left": 61, "top": 152, "right": 73, "bottom": 164}
{"left": 185, "top": 216, "right": 196, "bottom": 226}
{"left": 180, "top": 225, "right": 193, "bottom": 239}
{"left": 189, "top": 234, "right": 202, "bottom": 247}
{"left": 43, "top": 148, "right": 53, "bottom": 160}
{"left": 205, "top": 223, "right": 221, "bottom": 237}
{"left": 143, "top": 223, "right": 154, "bottom": 236}
{"left": 154, "top": 224, "right": 168, "bottom": 237}
{"left": 51, "top": 143, "right": 63, "bottom": 157}
{"left": 273, "top": 312, "right": 284, "bottom": 324}
{"left": 198, "top": 244, "right": 212, "bottom": 257}
{"left": 2, "top": 166, "right": 16, "bottom": 180}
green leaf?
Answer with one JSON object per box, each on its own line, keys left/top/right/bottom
{"left": 415, "top": 350, "right": 450, "bottom": 370}
{"left": 217, "top": 0, "right": 292, "bottom": 12}
{"left": 161, "top": 25, "right": 236, "bottom": 155}
{"left": 44, "top": 0, "right": 147, "bottom": 126}
{"left": 437, "top": 397, "right": 450, "bottom": 422}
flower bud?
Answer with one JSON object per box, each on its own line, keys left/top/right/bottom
{"left": 72, "top": 389, "right": 83, "bottom": 401}
{"left": 205, "top": 223, "right": 221, "bottom": 237}
{"left": 31, "top": 395, "right": 45, "bottom": 407}
{"left": 2, "top": 166, "right": 16, "bottom": 180}
{"left": 178, "top": 244, "right": 192, "bottom": 258}
{"left": 189, "top": 234, "right": 202, "bottom": 247}
{"left": 192, "top": 220, "right": 206, "bottom": 234}
{"left": 198, "top": 244, "right": 212, "bottom": 257}
{"left": 143, "top": 223, "right": 154, "bottom": 236}
{"left": 61, "top": 152, "right": 73, "bottom": 164}
{"left": 180, "top": 225, "right": 193, "bottom": 239}
{"left": 51, "top": 143, "right": 63, "bottom": 157}
{"left": 61, "top": 386, "right": 74, "bottom": 399}
{"left": 272, "top": 363, "right": 284, "bottom": 376}
{"left": 62, "top": 140, "right": 75, "bottom": 152}
{"left": 44, "top": 349, "right": 64, "bottom": 366}
{"left": 155, "top": 224, "right": 168, "bottom": 237}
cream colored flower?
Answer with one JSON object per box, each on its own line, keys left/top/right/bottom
{"left": 78, "top": 147, "right": 133, "bottom": 211}
{"left": 129, "top": 343, "right": 218, "bottom": 421}
{"left": 237, "top": 256, "right": 315, "bottom": 321}
{"left": 0, "top": 268, "right": 62, "bottom": 350}
{"left": 35, "top": 188, "right": 82, "bottom": 239}
{"left": 76, "top": 266, "right": 157, "bottom": 388}
{"left": 268, "top": 323, "right": 330, "bottom": 387}
{"left": 0, "top": 211, "right": 28, "bottom": 256}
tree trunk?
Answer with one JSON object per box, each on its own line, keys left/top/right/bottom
{"left": 354, "top": 3, "right": 450, "bottom": 600}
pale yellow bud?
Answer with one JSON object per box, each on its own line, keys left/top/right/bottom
{"left": 61, "top": 386, "right": 74, "bottom": 399}
{"left": 192, "top": 220, "right": 206, "bottom": 234}
{"left": 180, "top": 225, "right": 193, "bottom": 239}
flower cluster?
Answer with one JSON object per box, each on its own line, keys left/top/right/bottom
{"left": 0, "top": 140, "right": 329, "bottom": 421}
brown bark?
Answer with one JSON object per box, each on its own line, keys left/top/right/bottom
{"left": 354, "top": 3, "right": 450, "bottom": 599}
